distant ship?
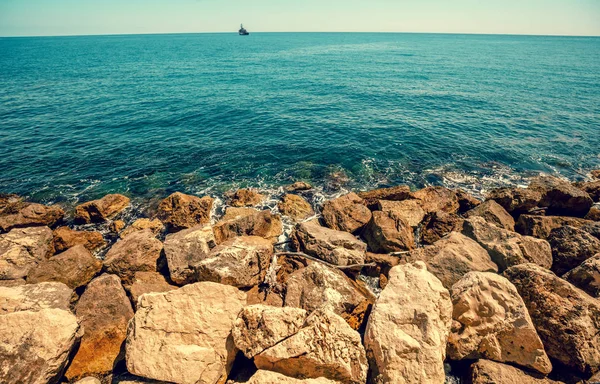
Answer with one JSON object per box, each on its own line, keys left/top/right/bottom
{"left": 239, "top": 24, "right": 249, "bottom": 35}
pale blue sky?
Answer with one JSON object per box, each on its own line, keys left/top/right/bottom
{"left": 1, "top": 0, "right": 599, "bottom": 37}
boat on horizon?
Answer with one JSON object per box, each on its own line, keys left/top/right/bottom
{"left": 239, "top": 24, "right": 249, "bottom": 35}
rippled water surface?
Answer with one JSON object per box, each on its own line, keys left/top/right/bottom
{"left": 1, "top": 33, "right": 599, "bottom": 203}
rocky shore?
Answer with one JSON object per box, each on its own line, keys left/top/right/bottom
{"left": 1, "top": 172, "right": 600, "bottom": 384}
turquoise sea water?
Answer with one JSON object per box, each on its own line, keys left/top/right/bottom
{"left": 1, "top": 33, "right": 599, "bottom": 204}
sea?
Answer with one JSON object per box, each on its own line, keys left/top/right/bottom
{"left": 1, "top": 33, "right": 599, "bottom": 207}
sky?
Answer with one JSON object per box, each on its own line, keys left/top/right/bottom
{"left": 1, "top": 0, "right": 599, "bottom": 37}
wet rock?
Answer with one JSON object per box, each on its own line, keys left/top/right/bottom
{"left": 357, "top": 185, "right": 412, "bottom": 210}
{"left": 126, "top": 271, "right": 177, "bottom": 309}
{"left": 419, "top": 211, "right": 464, "bottom": 245}
{"left": 548, "top": 225, "right": 600, "bottom": 275}
{"left": 486, "top": 187, "right": 542, "bottom": 215}
{"left": 74, "top": 194, "right": 130, "bottom": 224}
{"left": 504, "top": 263, "right": 600, "bottom": 375}
{"left": 285, "top": 181, "right": 313, "bottom": 192}
{"left": 448, "top": 272, "right": 551, "bottom": 374}
{"left": 243, "top": 370, "right": 338, "bottom": 384}
{"left": 120, "top": 218, "right": 164, "bottom": 238}
{"left": 528, "top": 175, "right": 593, "bottom": 217}
{"left": 277, "top": 194, "right": 314, "bottom": 221}
{"left": 465, "top": 200, "right": 515, "bottom": 231}
{"left": 27, "top": 244, "right": 102, "bottom": 289}
{"left": 469, "top": 360, "right": 560, "bottom": 384}
{"left": 0, "top": 226, "right": 53, "bottom": 280}
{"left": 413, "top": 186, "right": 460, "bottom": 214}
{"left": 515, "top": 214, "right": 591, "bottom": 239}
{"left": 65, "top": 274, "right": 134, "bottom": 380}
{"left": 463, "top": 217, "right": 552, "bottom": 271}
{"left": 456, "top": 189, "right": 482, "bottom": 213}
{"left": 163, "top": 224, "right": 215, "bottom": 285}
{"left": 103, "top": 229, "right": 164, "bottom": 285}
{"left": 0, "top": 281, "right": 72, "bottom": 314}
{"left": 575, "top": 180, "right": 600, "bottom": 202}
{"left": 586, "top": 206, "right": 600, "bottom": 221}
{"left": 362, "top": 210, "right": 415, "bottom": 253}
{"left": 51, "top": 226, "right": 105, "bottom": 254}
{"left": 226, "top": 188, "right": 265, "bottom": 207}
{"left": 156, "top": 192, "right": 214, "bottom": 232}
{"left": 408, "top": 232, "right": 498, "bottom": 289}
{"left": 563, "top": 253, "right": 600, "bottom": 297}
{"left": 364, "top": 262, "right": 453, "bottom": 384}
{"left": 291, "top": 220, "right": 366, "bottom": 266}
{"left": 0, "top": 199, "right": 64, "bottom": 233}
{"left": 322, "top": 192, "right": 372, "bottom": 233}
{"left": 126, "top": 282, "right": 246, "bottom": 384}
{"left": 378, "top": 199, "right": 426, "bottom": 227}
{"left": 213, "top": 207, "right": 283, "bottom": 244}
{"left": 195, "top": 236, "right": 273, "bottom": 288}
{"left": 0, "top": 308, "right": 80, "bottom": 384}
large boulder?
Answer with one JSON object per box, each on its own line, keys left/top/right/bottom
{"left": 244, "top": 370, "right": 338, "bottom": 384}
{"left": 74, "top": 194, "right": 130, "bottom": 224}
{"left": 156, "top": 192, "right": 214, "bottom": 232}
{"left": 277, "top": 194, "right": 314, "bottom": 221}
{"left": 213, "top": 207, "right": 282, "bottom": 244}
{"left": 408, "top": 232, "right": 498, "bottom": 289}
{"left": 448, "top": 272, "right": 551, "bottom": 374}
{"left": 469, "top": 360, "right": 560, "bottom": 384}
{"left": 0, "top": 226, "right": 53, "bottom": 280}
{"left": 412, "top": 186, "right": 460, "bottom": 214}
{"left": 504, "top": 263, "right": 600, "bottom": 375}
{"left": 364, "top": 262, "right": 453, "bottom": 384}
{"left": 362, "top": 210, "right": 415, "bottom": 253}
{"left": 291, "top": 220, "right": 366, "bottom": 266}
{"left": 65, "top": 274, "right": 134, "bottom": 380}
{"left": 418, "top": 211, "right": 464, "bottom": 245}
{"left": 0, "top": 281, "right": 72, "bottom": 314}
{"left": 103, "top": 229, "right": 164, "bottom": 285}
{"left": 575, "top": 180, "right": 600, "bottom": 202}
{"left": 547, "top": 225, "right": 600, "bottom": 275}
{"left": 322, "top": 192, "right": 372, "bottom": 233}
{"left": 51, "top": 226, "right": 105, "bottom": 254}
{"left": 463, "top": 217, "right": 552, "bottom": 271}
{"left": 0, "top": 308, "right": 80, "bottom": 384}
{"left": 163, "top": 225, "right": 215, "bottom": 285}
{"left": 27, "top": 244, "right": 102, "bottom": 289}
{"left": 0, "top": 199, "right": 64, "bottom": 233}
{"left": 126, "top": 271, "right": 177, "bottom": 309}
{"left": 563, "top": 253, "right": 600, "bottom": 297}
{"left": 195, "top": 236, "right": 273, "bottom": 288}
{"left": 486, "top": 188, "right": 542, "bottom": 215}
{"left": 515, "top": 214, "right": 591, "bottom": 239}
{"left": 225, "top": 188, "right": 265, "bottom": 207}
{"left": 465, "top": 200, "right": 515, "bottom": 231}
{"left": 528, "top": 175, "right": 593, "bottom": 217}
{"left": 120, "top": 218, "right": 164, "bottom": 239}
{"left": 357, "top": 185, "right": 412, "bottom": 210}
{"left": 378, "top": 199, "right": 425, "bottom": 227}
{"left": 126, "top": 282, "right": 246, "bottom": 384}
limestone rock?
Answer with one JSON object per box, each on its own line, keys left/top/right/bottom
{"left": 103, "top": 229, "right": 163, "bottom": 284}
{"left": 126, "top": 271, "right": 177, "bottom": 309}
{"left": 516, "top": 214, "right": 590, "bottom": 239}
{"left": 0, "top": 279, "right": 25, "bottom": 287}
{"left": 466, "top": 200, "right": 515, "bottom": 231}
{"left": 74, "top": 377, "right": 102, "bottom": 384}
{"left": 322, "top": 192, "right": 372, "bottom": 233}
{"left": 163, "top": 224, "right": 215, "bottom": 285}
{"left": 563, "top": 253, "right": 600, "bottom": 297}
{"left": 592, "top": 170, "right": 600, "bottom": 180}
{"left": 448, "top": 272, "right": 551, "bottom": 374}
{"left": 0, "top": 308, "right": 80, "bottom": 384}
{"left": 74, "top": 194, "right": 130, "bottom": 224}
{"left": 575, "top": 180, "right": 600, "bottom": 202}
{"left": 0, "top": 199, "right": 64, "bottom": 233}
{"left": 195, "top": 236, "right": 273, "bottom": 288}
{"left": 126, "top": 282, "right": 247, "bottom": 384}
{"left": 586, "top": 207, "right": 600, "bottom": 221}
{"left": 244, "top": 370, "right": 338, "bottom": 384}
{"left": 120, "top": 218, "right": 164, "bottom": 238}
{"left": 285, "top": 181, "right": 313, "bottom": 192}
{"left": 413, "top": 186, "right": 460, "bottom": 214}
{"left": 364, "top": 252, "right": 402, "bottom": 289}
{"left": 110, "top": 219, "right": 126, "bottom": 234}
{"left": 51, "top": 226, "right": 105, "bottom": 254}
{"left": 0, "top": 281, "right": 72, "bottom": 314}
{"left": 156, "top": 192, "right": 214, "bottom": 232}
{"left": 0, "top": 226, "right": 53, "bottom": 280}
{"left": 357, "top": 185, "right": 412, "bottom": 210}
{"left": 486, "top": 188, "right": 542, "bottom": 215}
{"left": 529, "top": 175, "right": 593, "bottom": 217}
{"left": 548, "top": 225, "right": 600, "bottom": 275}
{"left": 66, "top": 274, "right": 134, "bottom": 380}
{"left": 470, "top": 360, "right": 560, "bottom": 384}
{"left": 27, "top": 244, "right": 102, "bottom": 289}
{"left": 504, "top": 263, "right": 600, "bottom": 374}
{"left": 213, "top": 208, "right": 282, "bottom": 244}
{"left": 226, "top": 188, "right": 265, "bottom": 207}
{"left": 378, "top": 199, "right": 426, "bottom": 227}
{"left": 463, "top": 217, "right": 552, "bottom": 271}
{"left": 456, "top": 189, "right": 482, "bottom": 213}
{"left": 419, "top": 211, "right": 464, "bottom": 245}
{"left": 362, "top": 210, "right": 415, "bottom": 253}
{"left": 291, "top": 220, "right": 366, "bottom": 266}
{"left": 278, "top": 194, "right": 314, "bottom": 220}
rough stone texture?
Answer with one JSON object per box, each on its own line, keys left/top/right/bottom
{"left": 253, "top": 309, "right": 368, "bottom": 384}
{"left": 448, "top": 272, "right": 551, "bottom": 374}
{"left": 0, "top": 226, "right": 53, "bottom": 280}
{"left": 277, "top": 194, "right": 314, "bottom": 220}
{"left": 321, "top": 192, "right": 372, "bottom": 234}
{"left": 418, "top": 211, "right": 464, "bottom": 245}
{"left": 51, "top": 226, "right": 105, "bottom": 254}
{"left": 575, "top": 180, "right": 600, "bottom": 202}
{"left": 103, "top": 229, "right": 164, "bottom": 285}
{"left": 66, "top": 274, "right": 134, "bottom": 380}
{"left": 378, "top": 199, "right": 426, "bottom": 227}
{"left": 548, "top": 225, "right": 600, "bottom": 275}
{"left": 126, "top": 282, "right": 247, "bottom": 384}
{"left": 195, "top": 236, "right": 273, "bottom": 288}
{"left": 408, "top": 232, "right": 498, "bottom": 289}
{"left": 243, "top": 370, "right": 338, "bottom": 384}
{"left": 586, "top": 207, "right": 600, "bottom": 221}
{"left": 110, "top": 220, "right": 126, "bottom": 234}
{"left": 563, "top": 253, "right": 600, "bottom": 297}
{"left": 362, "top": 210, "right": 415, "bottom": 253}
{"left": 456, "top": 189, "right": 482, "bottom": 213}
{"left": 357, "top": 185, "right": 412, "bottom": 210}
{"left": 0, "top": 199, "right": 64, "bottom": 233}
{"left": 412, "top": 186, "right": 460, "bottom": 214}
{"left": 27, "top": 244, "right": 102, "bottom": 289}
{"left": 126, "top": 271, "right": 177, "bottom": 309}
{"left": 364, "top": 262, "right": 453, "bottom": 384}
{"left": 583, "top": 221, "right": 600, "bottom": 240}
{"left": 470, "top": 360, "right": 560, "bottom": 384}
{"left": 364, "top": 252, "right": 402, "bottom": 289}
{"left": 226, "top": 188, "right": 265, "bottom": 207}
{"left": 463, "top": 217, "right": 552, "bottom": 271}
{"left": 465, "top": 200, "right": 516, "bottom": 231}
{"left": 486, "top": 188, "right": 542, "bottom": 215}
{"left": 504, "top": 263, "right": 600, "bottom": 375}
{"left": 163, "top": 225, "right": 215, "bottom": 285}
{"left": 0, "top": 281, "right": 72, "bottom": 314}
{"left": 73, "top": 378, "right": 102, "bottom": 384}
{"left": 120, "top": 218, "right": 164, "bottom": 239}
{"left": 74, "top": 194, "right": 130, "bottom": 224}
{"left": 156, "top": 192, "right": 214, "bottom": 232}
{"left": 285, "top": 181, "right": 313, "bottom": 192}
{"left": 516, "top": 214, "right": 591, "bottom": 239}
{"left": 213, "top": 208, "right": 283, "bottom": 244}
{"left": 528, "top": 175, "right": 594, "bottom": 217}
{"left": 291, "top": 220, "right": 366, "bottom": 266}
{"left": 0, "top": 279, "right": 25, "bottom": 287}
{"left": 592, "top": 170, "right": 600, "bottom": 180}
{"left": 0, "top": 308, "right": 80, "bottom": 384}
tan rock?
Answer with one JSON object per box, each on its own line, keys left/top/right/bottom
{"left": 515, "top": 214, "right": 591, "bottom": 239}
{"left": 448, "top": 272, "right": 551, "bottom": 374}
{"left": 456, "top": 189, "right": 482, "bottom": 213}
{"left": 285, "top": 181, "right": 313, "bottom": 192}
{"left": 586, "top": 206, "right": 600, "bottom": 221}
{"left": 163, "top": 224, "right": 215, "bottom": 285}
{"left": 103, "top": 229, "right": 163, "bottom": 284}
{"left": 470, "top": 360, "right": 560, "bottom": 384}
{"left": 277, "top": 194, "right": 314, "bottom": 220}
{"left": 74, "top": 377, "right": 102, "bottom": 384}
{"left": 575, "top": 180, "right": 600, "bottom": 202}
{"left": 246, "top": 284, "right": 284, "bottom": 307}
{"left": 244, "top": 370, "right": 338, "bottom": 384}
{"left": 413, "top": 186, "right": 460, "bottom": 214}
{"left": 357, "top": 185, "right": 412, "bottom": 210}
{"left": 529, "top": 175, "right": 593, "bottom": 217}
{"left": 466, "top": 200, "right": 515, "bottom": 231}
{"left": 0, "top": 200, "right": 64, "bottom": 233}
{"left": 486, "top": 187, "right": 542, "bottom": 215}
{"left": 362, "top": 210, "right": 415, "bottom": 253}
{"left": 378, "top": 199, "right": 426, "bottom": 227}
{"left": 592, "top": 170, "right": 600, "bottom": 179}
{"left": 364, "top": 252, "right": 402, "bottom": 289}
{"left": 0, "top": 226, "right": 53, "bottom": 280}
{"left": 0, "top": 281, "right": 72, "bottom": 314}
{"left": 548, "top": 225, "right": 600, "bottom": 275}
{"left": 418, "top": 211, "right": 464, "bottom": 245}
{"left": 322, "top": 192, "right": 372, "bottom": 233}
{"left": 110, "top": 219, "right": 126, "bottom": 234}
{"left": 213, "top": 208, "right": 283, "bottom": 244}
{"left": 126, "top": 282, "right": 247, "bottom": 384}
{"left": 74, "top": 194, "right": 130, "bottom": 224}
{"left": 0, "top": 279, "right": 25, "bottom": 287}
{"left": 27, "top": 244, "right": 102, "bottom": 289}
{"left": 156, "top": 192, "right": 214, "bottom": 232}
{"left": 563, "top": 253, "right": 600, "bottom": 297}
{"left": 120, "top": 218, "right": 164, "bottom": 238}
{"left": 226, "top": 188, "right": 265, "bottom": 207}
{"left": 364, "top": 262, "right": 453, "bottom": 384}
{"left": 51, "top": 226, "right": 105, "bottom": 254}
{"left": 127, "top": 271, "right": 177, "bottom": 309}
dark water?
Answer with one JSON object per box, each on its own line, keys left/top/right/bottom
{"left": 1, "top": 33, "right": 599, "bottom": 204}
